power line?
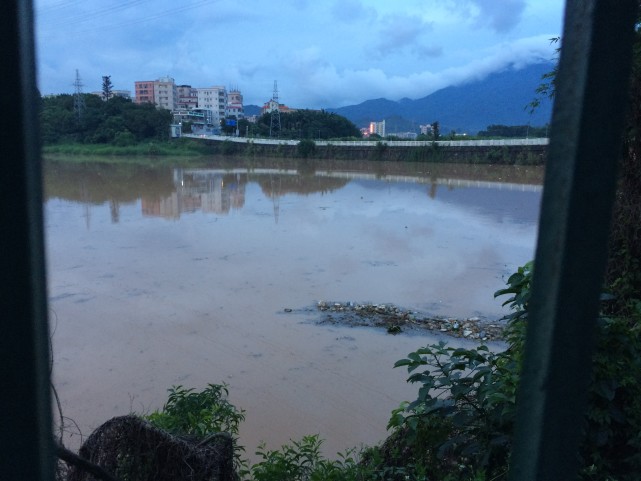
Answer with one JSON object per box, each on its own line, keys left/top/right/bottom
{"left": 38, "top": 0, "right": 216, "bottom": 35}
{"left": 37, "top": 0, "right": 84, "bottom": 14}
{"left": 39, "top": 0, "right": 151, "bottom": 30}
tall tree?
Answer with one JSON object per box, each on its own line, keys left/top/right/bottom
{"left": 431, "top": 121, "right": 440, "bottom": 141}
{"left": 101, "top": 75, "right": 113, "bottom": 101}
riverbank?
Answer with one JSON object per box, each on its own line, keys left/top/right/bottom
{"left": 43, "top": 138, "right": 211, "bottom": 158}
{"left": 201, "top": 137, "right": 547, "bottom": 164}
{"left": 43, "top": 137, "right": 547, "bottom": 165}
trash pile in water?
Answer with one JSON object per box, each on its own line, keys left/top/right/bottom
{"left": 311, "top": 301, "right": 505, "bottom": 341}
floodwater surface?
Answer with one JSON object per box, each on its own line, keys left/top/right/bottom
{"left": 44, "top": 158, "right": 542, "bottom": 458}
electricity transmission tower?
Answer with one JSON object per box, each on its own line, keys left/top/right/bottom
{"left": 73, "top": 69, "right": 85, "bottom": 123}
{"left": 269, "top": 80, "right": 281, "bottom": 138}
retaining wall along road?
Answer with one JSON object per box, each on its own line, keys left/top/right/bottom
{"left": 181, "top": 134, "right": 548, "bottom": 164}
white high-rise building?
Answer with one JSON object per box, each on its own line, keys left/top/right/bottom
{"left": 196, "top": 87, "right": 227, "bottom": 124}
{"left": 369, "top": 120, "right": 386, "bottom": 137}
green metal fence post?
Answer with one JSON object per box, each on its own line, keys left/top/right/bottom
{"left": 508, "top": 1, "right": 637, "bottom": 480}
{"left": 0, "top": 1, "right": 54, "bottom": 480}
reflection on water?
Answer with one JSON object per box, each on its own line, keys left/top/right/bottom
{"left": 45, "top": 159, "right": 541, "bottom": 224}
{"left": 44, "top": 157, "right": 542, "bottom": 459}
{"left": 142, "top": 172, "right": 248, "bottom": 218}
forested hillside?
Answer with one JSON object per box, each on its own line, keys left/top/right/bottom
{"left": 40, "top": 94, "right": 172, "bottom": 145}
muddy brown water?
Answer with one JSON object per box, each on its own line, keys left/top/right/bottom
{"left": 44, "top": 158, "right": 542, "bottom": 459}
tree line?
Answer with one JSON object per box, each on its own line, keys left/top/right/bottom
{"left": 40, "top": 93, "right": 172, "bottom": 145}
{"left": 40, "top": 92, "right": 548, "bottom": 147}
{"left": 477, "top": 123, "right": 548, "bottom": 138}
{"left": 221, "top": 109, "right": 362, "bottom": 140}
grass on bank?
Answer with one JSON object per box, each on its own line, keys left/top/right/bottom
{"left": 43, "top": 137, "right": 546, "bottom": 166}
{"left": 43, "top": 137, "right": 212, "bottom": 158}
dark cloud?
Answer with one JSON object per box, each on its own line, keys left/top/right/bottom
{"left": 470, "top": 0, "right": 527, "bottom": 33}
{"left": 377, "top": 13, "right": 433, "bottom": 57}
{"left": 413, "top": 45, "right": 443, "bottom": 59}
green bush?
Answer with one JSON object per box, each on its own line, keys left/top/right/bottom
{"left": 380, "top": 264, "right": 534, "bottom": 480}
{"left": 385, "top": 259, "right": 641, "bottom": 481}
{"left": 112, "top": 131, "right": 136, "bottom": 146}
{"left": 297, "top": 139, "right": 316, "bottom": 158}
{"left": 388, "top": 343, "right": 515, "bottom": 480}
{"left": 250, "top": 435, "right": 425, "bottom": 481}
{"left": 373, "top": 141, "right": 387, "bottom": 160}
{"left": 221, "top": 140, "right": 237, "bottom": 156}
{"left": 579, "top": 307, "right": 641, "bottom": 480}
{"left": 145, "top": 384, "right": 245, "bottom": 437}
{"left": 145, "top": 384, "right": 247, "bottom": 475}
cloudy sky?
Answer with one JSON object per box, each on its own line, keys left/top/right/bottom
{"left": 34, "top": 0, "right": 564, "bottom": 109}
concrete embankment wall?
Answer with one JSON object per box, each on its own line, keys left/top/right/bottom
{"left": 185, "top": 136, "right": 548, "bottom": 165}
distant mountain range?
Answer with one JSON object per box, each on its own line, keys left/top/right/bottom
{"left": 245, "top": 62, "right": 554, "bottom": 134}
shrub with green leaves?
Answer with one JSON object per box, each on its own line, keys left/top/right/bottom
{"left": 250, "top": 435, "right": 422, "bottom": 481}
{"left": 579, "top": 306, "right": 641, "bottom": 480}
{"left": 144, "top": 384, "right": 247, "bottom": 476}
{"left": 297, "top": 139, "right": 316, "bottom": 158}
{"left": 388, "top": 342, "right": 515, "bottom": 480}
{"left": 380, "top": 264, "right": 535, "bottom": 480}
{"left": 386, "top": 258, "right": 641, "bottom": 481}
{"left": 145, "top": 383, "right": 245, "bottom": 437}
{"left": 251, "top": 435, "right": 337, "bottom": 481}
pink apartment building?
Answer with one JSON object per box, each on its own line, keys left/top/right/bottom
{"left": 134, "top": 81, "right": 155, "bottom": 104}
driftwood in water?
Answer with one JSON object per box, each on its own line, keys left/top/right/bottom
{"left": 66, "top": 415, "right": 235, "bottom": 481}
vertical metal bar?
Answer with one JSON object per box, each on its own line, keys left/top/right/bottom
{"left": 508, "top": 1, "right": 637, "bottom": 480}
{"left": 0, "top": 1, "right": 54, "bottom": 480}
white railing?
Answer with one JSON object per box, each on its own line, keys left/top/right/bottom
{"left": 182, "top": 133, "right": 549, "bottom": 147}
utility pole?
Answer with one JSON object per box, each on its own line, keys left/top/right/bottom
{"left": 269, "top": 80, "right": 281, "bottom": 138}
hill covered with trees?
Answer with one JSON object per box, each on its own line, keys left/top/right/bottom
{"left": 40, "top": 94, "right": 172, "bottom": 145}
{"left": 224, "top": 109, "right": 362, "bottom": 140}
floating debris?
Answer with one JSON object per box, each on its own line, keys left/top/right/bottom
{"left": 314, "top": 301, "right": 505, "bottom": 341}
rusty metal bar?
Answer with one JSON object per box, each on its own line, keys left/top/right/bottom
{"left": 0, "top": 1, "right": 54, "bottom": 480}
{"left": 508, "top": 1, "right": 637, "bottom": 480}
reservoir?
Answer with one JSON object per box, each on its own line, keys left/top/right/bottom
{"left": 44, "top": 158, "right": 542, "bottom": 458}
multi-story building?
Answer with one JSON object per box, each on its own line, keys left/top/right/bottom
{"left": 226, "top": 88, "right": 244, "bottom": 119}
{"left": 154, "top": 76, "right": 177, "bottom": 110}
{"left": 369, "top": 120, "right": 386, "bottom": 137}
{"left": 177, "top": 85, "right": 198, "bottom": 110}
{"left": 196, "top": 86, "right": 227, "bottom": 124}
{"left": 261, "top": 99, "right": 294, "bottom": 115}
{"left": 135, "top": 79, "right": 244, "bottom": 125}
{"left": 90, "top": 90, "right": 132, "bottom": 101}
{"left": 134, "top": 81, "right": 155, "bottom": 104}
{"left": 135, "top": 77, "right": 177, "bottom": 109}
